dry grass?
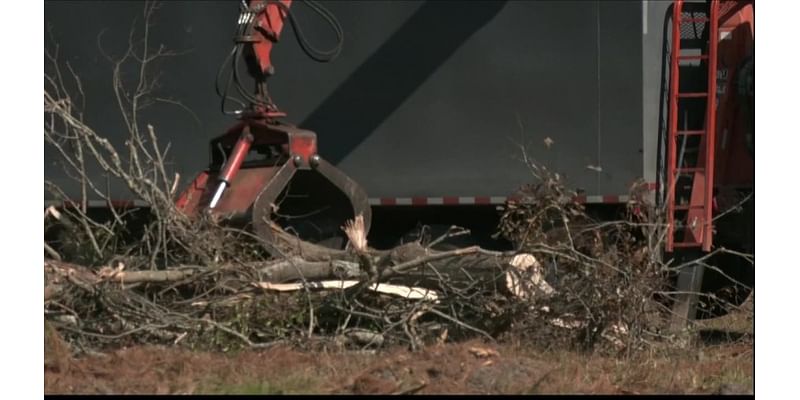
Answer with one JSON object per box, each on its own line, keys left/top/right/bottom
{"left": 45, "top": 330, "right": 752, "bottom": 395}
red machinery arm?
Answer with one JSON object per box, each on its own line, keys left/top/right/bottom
{"left": 208, "top": 0, "right": 293, "bottom": 208}
{"left": 210, "top": 0, "right": 343, "bottom": 209}
{"left": 224, "top": 0, "right": 342, "bottom": 116}
{"left": 242, "top": 0, "right": 293, "bottom": 77}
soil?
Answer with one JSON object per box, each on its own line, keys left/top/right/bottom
{"left": 45, "top": 333, "right": 753, "bottom": 394}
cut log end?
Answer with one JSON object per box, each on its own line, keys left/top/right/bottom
{"left": 506, "top": 253, "right": 555, "bottom": 299}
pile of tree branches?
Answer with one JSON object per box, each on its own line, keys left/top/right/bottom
{"left": 494, "top": 164, "right": 669, "bottom": 353}
{"left": 44, "top": 1, "right": 752, "bottom": 356}
{"left": 43, "top": 157, "right": 671, "bottom": 355}
{"left": 44, "top": 214, "right": 560, "bottom": 352}
{"left": 44, "top": 4, "right": 556, "bottom": 350}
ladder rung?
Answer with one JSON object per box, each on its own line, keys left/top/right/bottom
{"left": 678, "top": 54, "right": 709, "bottom": 60}
{"left": 672, "top": 242, "right": 703, "bottom": 249}
{"left": 680, "top": 17, "right": 709, "bottom": 23}
{"left": 677, "top": 92, "right": 709, "bottom": 98}
{"left": 673, "top": 204, "right": 704, "bottom": 211}
{"left": 676, "top": 130, "right": 705, "bottom": 136}
{"left": 675, "top": 167, "right": 705, "bottom": 174}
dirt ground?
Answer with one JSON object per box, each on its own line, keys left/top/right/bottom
{"left": 45, "top": 323, "right": 753, "bottom": 395}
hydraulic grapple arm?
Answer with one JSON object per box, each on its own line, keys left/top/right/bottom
{"left": 177, "top": 0, "right": 370, "bottom": 249}
{"left": 207, "top": 0, "right": 293, "bottom": 209}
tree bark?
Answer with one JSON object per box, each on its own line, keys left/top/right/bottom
{"left": 44, "top": 231, "right": 552, "bottom": 300}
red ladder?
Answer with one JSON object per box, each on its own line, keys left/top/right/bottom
{"left": 666, "top": 0, "right": 720, "bottom": 252}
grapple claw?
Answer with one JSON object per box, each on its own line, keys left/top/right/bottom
{"left": 176, "top": 119, "right": 371, "bottom": 250}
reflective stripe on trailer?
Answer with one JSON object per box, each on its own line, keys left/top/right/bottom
{"left": 46, "top": 183, "right": 655, "bottom": 209}
{"left": 369, "top": 195, "right": 633, "bottom": 206}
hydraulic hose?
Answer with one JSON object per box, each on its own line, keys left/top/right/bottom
{"left": 215, "top": 0, "right": 345, "bottom": 114}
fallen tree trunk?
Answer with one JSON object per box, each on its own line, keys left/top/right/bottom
{"left": 46, "top": 212, "right": 553, "bottom": 303}
{"left": 45, "top": 240, "right": 553, "bottom": 302}
{"left": 262, "top": 218, "right": 552, "bottom": 297}
{"left": 257, "top": 257, "right": 362, "bottom": 282}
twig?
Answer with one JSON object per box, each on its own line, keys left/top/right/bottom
{"left": 713, "top": 192, "right": 753, "bottom": 222}
{"left": 55, "top": 322, "right": 171, "bottom": 340}
{"left": 195, "top": 317, "right": 284, "bottom": 349}
{"left": 45, "top": 242, "right": 62, "bottom": 261}
{"left": 427, "top": 226, "right": 471, "bottom": 248}
{"left": 426, "top": 308, "right": 494, "bottom": 341}
{"left": 393, "top": 381, "right": 427, "bottom": 395}
{"left": 527, "top": 367, "right": 558, "bottom": 394}
{"left": 389, "top": 246, "right": 506, "bottom": 275}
